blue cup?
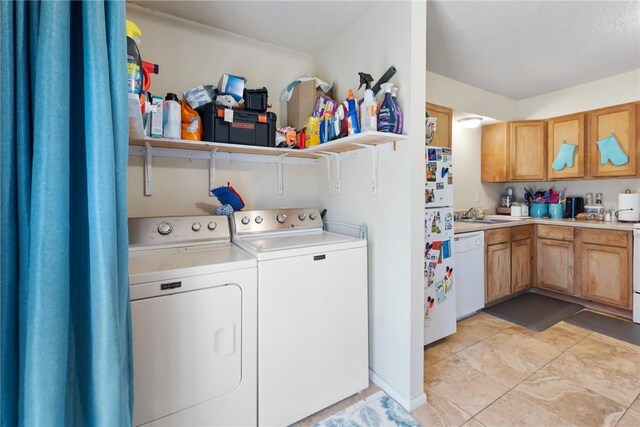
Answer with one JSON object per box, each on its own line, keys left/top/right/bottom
{"left": 530, "top": 203, "right": 549, "bottom": 218}
{"left": 548, "top": 203, "right": 564, "bottom": 219}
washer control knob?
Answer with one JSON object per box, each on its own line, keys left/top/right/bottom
{"left": 241, "top": 216, "right": 251, "bottom": 225}
{"left": 192, "top": 222, "right": 201, "bottom": 231}
{"left": 255, "top": 216, "right": 264, "bottom": 224}
{"left": 298, "top": 213, "right": 307, "bottom": 221}
{"left": 276, "top": 213, "right": 287, "bottom": 224}
{"left": 157, "top": 222, "right": 172, "bottom": 235}
{"left": 207, "top": 221, "right": 217, "bottom": 231}
{"left": 309, "top": 212, "right": 318, "bottom": 220}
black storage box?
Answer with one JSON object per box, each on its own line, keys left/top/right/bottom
{"left": 243, "top": 87, "right": 268, "bottom": 112}
{"left": 201, "top": 105, "right": 276, "bottom": 147}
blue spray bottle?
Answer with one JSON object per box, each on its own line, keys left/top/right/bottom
{"left": 377, "top": 83, "right": 396, "bottom": 133}
{"left": 346, "top": 89, "right": 361, "bottom": 136}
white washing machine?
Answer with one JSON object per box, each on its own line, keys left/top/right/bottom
{"left": 231, "top": 208, "right": 369, "bottom": 427}
{"left": 128, "top": 215, "right": 257, "bottom": 427}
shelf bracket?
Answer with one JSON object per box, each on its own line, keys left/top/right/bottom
{"left": 209, "top": 149, "right": 217, "bottom": 196}
{"left": 277, "top": 154, "right": 288, "bottom": 195}
{"left": 354, "top": 143, "right": 380, "bottom": 195}
{"left": 314, "top": 153, "right": 332, "bottom": 193}
{"left": 321, "top": 152, "right": 342, "bottom": 194}
{"left": 144, "top": 142, "right": 153, "bottom": 196}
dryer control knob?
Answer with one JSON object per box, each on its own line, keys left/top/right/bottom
{"left": 192, "top": 222, "right": 201, "bottom": 231}
{"left": 298, "top": 213, "right": 307, "bottom": 221}
{"left": 255, "top": 216, "right": 263, "bottom": 224}
{"left": 241, "top": 216, "right": 250, "bottom": 225}
{"left": 276, "top": 213, "right": 287, "bottom": 224}
{"left": 309, "top": 212, "right": 318, "bottom": 220}
{"left": 158, "top": 222, "right": 172, "bottom": 235}
{"left": 207, "top": 221, "right": 217, "bottom": 230}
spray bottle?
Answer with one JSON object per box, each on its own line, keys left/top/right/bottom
{"left": 360, "top": 87, "right": 377, "bottom": 132}
{"left": 346, "top": 90, "right": 361, "bottom": 136}
{"left": 391, "top": 87, "right": 403, "bottom": 134}
{"left": 126, "top": 20, "right": 143, "bottom": 95}
{"left": 377, "top": 83, "right": 397, "bottom": 133}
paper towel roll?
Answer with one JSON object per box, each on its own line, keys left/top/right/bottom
{"left": 618, "top": 193, "right": 640, "bottom": 222}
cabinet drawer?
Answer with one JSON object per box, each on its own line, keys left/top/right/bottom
{"left": 511, "top": 225, "right": 533, "bottom": 241}
{"left": 485, "top": 228, "right": 511, "bottom": 245}
{"left": 579, "top": 228, "right": 629, "bottom": 248}
{"left": 537, "top": 225, "right": 574, "bottom": 241}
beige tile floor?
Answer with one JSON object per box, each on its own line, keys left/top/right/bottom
{"left": 297, "top": 312, "right": 640, "bottom": 427}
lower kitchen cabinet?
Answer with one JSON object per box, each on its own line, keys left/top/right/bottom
{"left": 536, "top": 238, "right": 575, "bottom": 294}
{"left": 511, "top": 239, "right": 533, "bottom": 292}
{"left": 486, "top": 242, "right": 512, "bottom": 303}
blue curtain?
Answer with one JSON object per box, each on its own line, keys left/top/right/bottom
{"left": 1, "top": 1, "right": 133, "bottom": 425}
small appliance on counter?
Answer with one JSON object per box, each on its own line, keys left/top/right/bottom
{"left": 564, "top": 196, "right": 584, "bottom": 218}
{"left": 497, "top": 187, "right": 515, "bottom": 215}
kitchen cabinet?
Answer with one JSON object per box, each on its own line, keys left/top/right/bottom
{"left": 587, "top": 103, "right": 637, "bottom": 178}
{"left": 536, "top": 225, "right": 574, "bottom": 294}
{"left": 485, "top": 225, "right": 533, "bottom": 304}
{"left": 481, "top": 121, "right": 546, "bottom": 182}
{"left": 547, "top": 113, "right": 585, "bottom": 179}
{"left": 511, "top": 226, "right": 534, "bottom": 293}
{"left": 426, "top": 103, "right": 452, "bottom": 148}
{"left": 481, "top": 123, "right": 509, "bottom": 182}
{"left": 578, "top": 229, "right": 632, "bottom": 308}
{"left": 509, "top": 121, "right": 547, "bottom": 181}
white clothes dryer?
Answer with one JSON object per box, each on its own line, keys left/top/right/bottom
{"left": 231, "top": 209, "right": 369, "bottom": 427}
{"left": 128, "top": 215, "right": 257, "bottom": 426}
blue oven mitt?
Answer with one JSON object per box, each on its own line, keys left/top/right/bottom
{"left": 596, "top": 133, "right": 628, "bottom": 166}
{"left": 552, "top": 141, "right": 577, "bottom": 171}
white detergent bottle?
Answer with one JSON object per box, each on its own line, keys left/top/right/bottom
{"left": 163, "top": 93, "right": 181, "bottom": 139}
{"left": 377, "top": 83, "right": 396, "bottom": 133}
{"left": 360, "top": 88, "right": 378, "bottom": 132}
{"left": 392, "top": 87, "right": 403, "bottom": 134}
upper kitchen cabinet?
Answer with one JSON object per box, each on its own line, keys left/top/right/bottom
{"left": 481, "top": 122, "right": 509, "bottom": 182}
{"left": 509, "top": 121, "right": 546, "bottom": 181}
{"left": 547, "top": 113, "right": 585, "bottom": 179}
{"left": 587, "top": 103, "right": 637, "bottom": 178}
{"left": 426, "top": 103, "right": 452, "bottom": 148}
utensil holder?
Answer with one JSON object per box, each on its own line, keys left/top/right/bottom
{"left": 530, "top": 203, "right": 549, "bottom": 218}
{"left": 548, "top": 203, "right": 563, "bottom": 219}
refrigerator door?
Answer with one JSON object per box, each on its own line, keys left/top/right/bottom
{"left": 424, "top": 207, "right": 456, "bottom": 345}
{"left": 425, "top": 147, "right": 453, "bottom": 208}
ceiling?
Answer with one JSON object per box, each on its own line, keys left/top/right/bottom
{"left": 427, "top": 0, "right": 640, "bottom": 99}
{"left": 130, "top": 1, "right": 374, "bottom": 55}
{"left": 131, "top": 1, "right": 640, "bottom": 100}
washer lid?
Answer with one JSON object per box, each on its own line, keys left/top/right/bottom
{"left": 233, "top": 231, "right": 366, "bottom": 260}
{"left": 129, "top": 243, "right": 256, "bottom": 284}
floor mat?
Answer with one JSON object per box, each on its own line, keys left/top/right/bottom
{"left": 313, "top": 390, "right": 420, "bottom": 427}
{"left": 482, "top": 293, "right": 583, "bottom": 332}
{"left": 565, "top": 310, "right": 640, "bottom": 346}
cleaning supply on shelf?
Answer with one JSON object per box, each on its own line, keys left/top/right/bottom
{"left": 359, "top": 87, "right": 377, "bottom": 132}
{"left": 305, "top": 116, "right": 321, "bottom": 146}
{"left": 218, "top": 74, "right": 246, "bottom": 102}
{"left": 313, "top": 95, "right": 338, "bottom": 118}
{"left": 163, "top": 93, "right": 181, "bottom": 139}
{"left": 183, "top": 85, "right": 216, "bottom": 110}
{"left": 181, "top": 99, "right": 202, "bottom": 140}
{"left": 320, "top": 111, "right": 337, "bottom": 144}
{"left": 346, "top": 90, "right": 361, "bottom": 136}
{"left": 150, "top": 95, "right": 163, "bottom": 137}
{"left": 391, "top": 87, "right": 403, "bottom": 134}
{"left": 377, "top": 83, "right": 397, "bottom": 133}
{"left": 126, "top": 20, "right": 143, "bottom": 95}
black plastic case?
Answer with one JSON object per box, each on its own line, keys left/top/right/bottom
{"left": 201, "top": 105, "right": 276, "bottom": 147}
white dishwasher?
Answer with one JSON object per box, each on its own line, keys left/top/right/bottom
{"left": 454, "top": 231, "right": 485, "bottom": 320}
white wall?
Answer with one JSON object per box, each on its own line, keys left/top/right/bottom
{"left": 315, "top": 1, "right": 427, "bottom": 410}
{"left": 451, "top": 119, "right": 503, "bottom": 210}
{"left": 126, "top": 4, "right": 320, "bottom": 217}
{"left": 506, "top": 69, "right": 640, "bottom": 209}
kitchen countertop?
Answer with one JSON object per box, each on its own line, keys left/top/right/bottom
{"left": 454, "top": 217, "right": 636, "bottom": 234}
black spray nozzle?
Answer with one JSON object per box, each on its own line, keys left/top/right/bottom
{"left": 358, "top": 72, "right": 374, "bottom": 90}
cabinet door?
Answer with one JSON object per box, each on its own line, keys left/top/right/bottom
{"left": 512, "top": 238, "right": 533, "bottom": 293}
{"left": 426, "top": 103, "right": 452, "bottom": 148}
{"left": 486, "top": 242, "right": 511, "bottom": 303}
{"left": 481, "top": 122, "right": 509, "bottom": 182}
{"left": 536, "top": 238, "right": 574, "bottom": 294}
{"left": 547, "top": 113, "right": 585, "bottom": 179}
{"left": 580, "top": 243, "right": 631, "bottom": 308}
{"left": 588, "top": 103, "right": 637, "bottom": 177}
{"left": 509, "top": 121, "right": 547, "bottom": 181}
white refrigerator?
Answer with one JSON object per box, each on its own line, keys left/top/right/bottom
{"left": 424, "top": 147, "right": 456, "bottom": 345}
